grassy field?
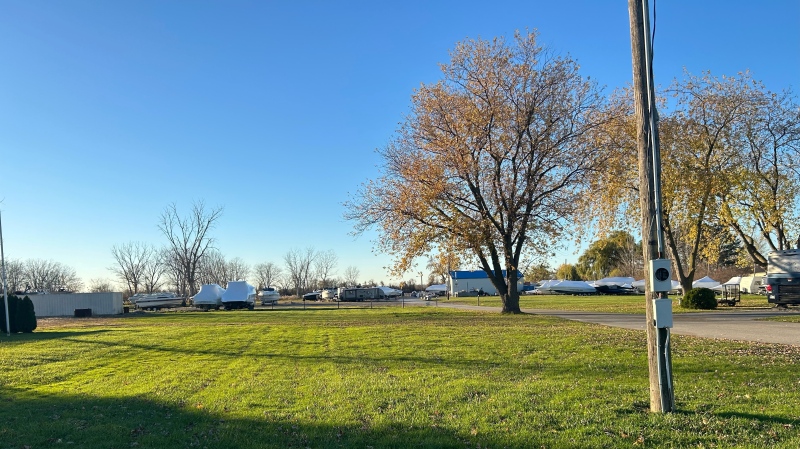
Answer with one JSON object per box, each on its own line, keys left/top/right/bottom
{"left": 1, "top": 308, "right": 798, "bottom": 448}
{"left": 447, "top": 294, "right": 773, "bottom": 313}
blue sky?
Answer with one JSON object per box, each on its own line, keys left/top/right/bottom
{"left": 1, "top": 0, "right": 798, "bottom": 288}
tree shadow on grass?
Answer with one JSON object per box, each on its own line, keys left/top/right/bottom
{"left": 56, "top": 335, "right": 506, "bottom": 372}
{"left": 0, "top": 386, "right": 508, "bottom": 449}
{"left": 0, "top": 329, "right": 112, "bottom": 343}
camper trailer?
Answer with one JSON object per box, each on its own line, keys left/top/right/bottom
{"left": 339, "top": 287, "right": 385, "bottom": 301}
{"left": 765, "top": 250, "right": 800, "bottom": 306}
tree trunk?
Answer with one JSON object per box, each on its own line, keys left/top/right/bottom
{"left": 502, "top": 270, "right": 522, "bottom": 313}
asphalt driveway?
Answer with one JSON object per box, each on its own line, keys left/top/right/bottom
{"left": 435, "top": 301, "right": 800, "bottom": 346}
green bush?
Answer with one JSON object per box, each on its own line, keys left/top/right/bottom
{"left": 0, "top": 295, "right": 21, "bottom": 333}
{"left": 16, "top": 296, "right": 37, "bottom": 333}
{"left": 682, "top": 287, "right": 717, "bottom": 309}
{"left": 0, "top": 295, "right": 36, "bottom": 333}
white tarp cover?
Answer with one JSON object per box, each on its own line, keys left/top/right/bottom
{"left": 425, "top": 284, "right": 447, "bottom": 292}
{"left": 692, "top": 276, "right": 720, "bottom": 289}
{"left": 534, "top": 279, "right": 560, "bottom": 293}
{"left": 594, "top": 277, "right": 635, "bottom": 287}
{"left": 722, "top": 276, "right": 742, "bottom": 285}
{"left": 550, "top": 280, "right": 597, "bottom": 294}
{"left": 193, "top": 284, "right": 225, "bottom": 305}
{"left": 378, "top": 286, "right": 402, "bottom": 297}
{"left": 221, "top": 281, "right": 256, "bottom": 303}
{"left": 632, "top": 279, "right": 682, "bottom": 293}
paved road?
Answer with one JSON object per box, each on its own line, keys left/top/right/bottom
{"left": 425, "top": 300, "right": 800, "bottom": 346}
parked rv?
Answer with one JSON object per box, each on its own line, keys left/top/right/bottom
{"left": 765, "top": 250, "right": 800, "bottom": 306}
{"left": 339, "top": 287, "right": 385, "bottom": 301}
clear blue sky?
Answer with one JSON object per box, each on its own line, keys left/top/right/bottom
{"left": 1, "top": 0, "right": 798, "bottom": 288}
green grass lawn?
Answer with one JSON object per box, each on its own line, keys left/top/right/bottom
{"left": 447, "top": 294, "right": 772, "bottom": 313}
{"left": 1, "top": 308, "right": 798, "bottom": 448}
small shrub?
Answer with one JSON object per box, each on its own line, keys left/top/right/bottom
{"left": 682, "top": 287, "right": 717, "bottom": 310}
{"left": 16, "top": 296, "right": 37, "bottom": 333}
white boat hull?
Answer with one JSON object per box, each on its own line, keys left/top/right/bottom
{"left": 135, "top": 297, "right": 185, "bottom": 309}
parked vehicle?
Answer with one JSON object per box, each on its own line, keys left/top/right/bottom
{"left": 193, "top": 284, "right": 225, "bottom": 310}
{"left": 378, "top": 286, "right": 402, "bottom": 298}
{"left": 259, "top": 287, "right": 280, "bottom": 305}
{"left": 133, "top": 292, "right": 186, "bottom": 310}
{"left": 765, "top": 250, "right": 800, "bottom": 306}
{"left": 339, "top": 287, "right": 385, "bottom": 301}
{"left": 320, "top": 289, "right": 337, "bottom": 301}
{"left": 303, "top": 291, "right": 322, "bottom": 301}
{"left": 221, "top": 281, "right": 256, "bottom": 310}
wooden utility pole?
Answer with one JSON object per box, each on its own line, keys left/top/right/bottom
{"left": 628, "top": 0, "right": 674, "bottom": 412}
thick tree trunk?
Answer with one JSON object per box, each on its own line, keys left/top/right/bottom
{"left": 501, "top": 294, "right": 521, "bottom": 313}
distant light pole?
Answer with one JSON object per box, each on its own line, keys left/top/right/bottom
{"left": 418, "top": 271, "right": 423, "bottom": 290}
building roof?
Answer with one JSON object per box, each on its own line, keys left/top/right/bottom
{"left": 449, "top": 270, "right": 523, "bottom": 280}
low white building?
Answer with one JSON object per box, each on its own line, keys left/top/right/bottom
{"left": 448, "top": 270, "right": 524, "bottom": 296}
{"left": 25, "top": 292, "right": 124, "bottom": 317}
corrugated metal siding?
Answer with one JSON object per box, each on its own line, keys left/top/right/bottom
{"left": 27, "top": 293, "right": 124, "bottom": 317}
{"left": 449, "top": 270, "right": 523, "bottom": 280}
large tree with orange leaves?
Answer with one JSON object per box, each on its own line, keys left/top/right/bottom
{"left": 346, "top": 31, "right": 606, "bottom": 313}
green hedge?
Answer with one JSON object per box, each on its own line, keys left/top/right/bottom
{"left": 0, "top": 295, "right": 37, "bottom": 333}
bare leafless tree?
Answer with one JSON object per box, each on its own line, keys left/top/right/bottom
{"left": 342, "top": 265, "right": 360, "bottom": 287}
{"left": 283, "top": 247, "right": 317, "bottom": 296}
{"left": 23, "top": 259, "right": 83, "bottom": 292}
{"left": 24, "top": 258, "right": 57, "bottom": 291}
{"left": 161, "top": 247, "right": 186, "bottom": 294}
{"left": 313, "top": 250, "right": 338, "bottom": 288}
{"left": 89, "top": 278, "right": 115, "bottom": 293}
{"left": 141, "top": 247, "right": 167, "bottom": 293}
{"left": 2, "top": 259, "right": 25, "bottom": 293}
{"left": 109, "top": 241, "right": 156, "bottom": 295}
{"left": 158, "top": 201, "right": 223, "bottom": 296}
{"left": 254, "top": 262, "right": 282, "bottom": 289}
{"left": 226, "top": 257, "right": 250, "bottom": 282}
{"left": 197, "top": 249, "right": 228, "bottom": 286}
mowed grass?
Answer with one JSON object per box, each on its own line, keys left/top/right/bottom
{"left": 1, "top": 308, "right": 798, "bottom": 448}
{"left": 448, "top": 294, "right": 772, "bottom": 313}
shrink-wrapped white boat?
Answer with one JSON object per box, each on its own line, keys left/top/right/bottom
{"left": 222, "top": 281, "right": 256, "bottom": 310}
{"left": 259, "top": 287, "right": 280, "bottom": 305}
{"left": 193, "top": 284, "right": 225, "bottom": 310}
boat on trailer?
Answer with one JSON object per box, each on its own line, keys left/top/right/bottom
{"left": 549, "top": 280, "right": 598, "bottom": 295}
{"left": 134, "top": 292, "right": 186, "bottom": 310}
{"left": 259, "top": 287, "right": 280, "bottom": 305}
{"left": 222, "top": 281, "right": 256, "bottom": 310}
{"left": 193, "top": 284, "right": 226, "bottom": 310}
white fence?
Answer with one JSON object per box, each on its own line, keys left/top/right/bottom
{"left": 26, "top": 292, "right": 124, "bottom": 317}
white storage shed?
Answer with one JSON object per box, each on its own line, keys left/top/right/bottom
{"left": 448, "top": 270, "right": 524, "bottom": 295}
{"left": 26, "top": 292, "right": 124, "bottom": 317}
